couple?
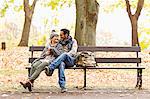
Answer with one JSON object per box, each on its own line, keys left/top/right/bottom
{"left": 20, "top": 29, "right": 78, "bottom": 93}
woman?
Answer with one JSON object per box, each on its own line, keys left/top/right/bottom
{"left": 20, "top": 33, "right": 63, "bottom": 91}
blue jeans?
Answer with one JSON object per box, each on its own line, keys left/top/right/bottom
{"left": 49, "top": 53, "right": 75, "bottom": 88}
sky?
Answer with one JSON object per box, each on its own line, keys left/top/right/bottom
{"left": 0, "top": 0, "right": 149, "bottom": 46}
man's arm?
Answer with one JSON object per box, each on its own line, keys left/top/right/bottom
{"left": 68, "top": 39, "right": 78, "bottom": 56}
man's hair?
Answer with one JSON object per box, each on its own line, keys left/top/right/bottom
{"left": 60, "top": 29, "right": 70, "bottom": 35}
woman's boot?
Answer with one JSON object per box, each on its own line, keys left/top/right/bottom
{"left": 20, "top": 80, "right": 33, "bottom": 92}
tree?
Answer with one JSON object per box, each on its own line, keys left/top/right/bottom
{"left": 0, "top": 0, "right": 14, "bottom": 17}
{"left": 75, "top": 0, "right": 99, "bottom": 46}
{"left": 125, "top": 0, "right": 144, "bottom": 46}
{"left": 18, "top": 0, "right": 38, "bottom": 46}
{"left": 103, "top": 0, "right": 149, "bottom": 49}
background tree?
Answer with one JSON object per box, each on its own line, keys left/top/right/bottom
{"left": 0, "top": 0, "right": 15, "bottom": 17}
{"left": 75, "top": 0, "right": 99, "bottom": 46}
{"left": 104, "top": 0, "right": 147, "bottom": 47}
{"left": 18, "top": 0, "right": 38, "bottom": 46}
{"left": 125, "top": 0, "right": 144, "bottom": 46}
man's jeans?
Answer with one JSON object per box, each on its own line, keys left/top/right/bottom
{"left": 49, "top": 53, "right": 75, "bottom": 88}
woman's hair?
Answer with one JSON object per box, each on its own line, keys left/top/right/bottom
{"left": 50, "top": 33, "right": 59, "bottom": 39}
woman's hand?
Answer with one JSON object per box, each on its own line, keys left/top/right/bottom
{"left": 46, "top": 48, "right": 53, "bottom": 55}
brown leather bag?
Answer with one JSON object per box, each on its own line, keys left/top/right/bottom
{"left": 75, "top": 51, "right": 97, "bottom": 67}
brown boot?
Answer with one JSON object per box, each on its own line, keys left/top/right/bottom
{"left": 20, "top": 81, "right": 32, "bottom": 92}
{"left": 20, "top": 82, "right": 27, "bottom": 89}
{"left": 30, "top": 80, "right": 34, "bottom": 87}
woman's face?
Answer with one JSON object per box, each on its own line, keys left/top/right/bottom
{"left": 51, "top": 36, "right": 59, "bottom": 43}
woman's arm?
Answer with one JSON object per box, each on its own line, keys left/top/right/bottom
{"left": 51, "top": 44, "right": 64, "bottom": 57}
{"left": 40, "top": 45, "right": 50, "bottom": 58}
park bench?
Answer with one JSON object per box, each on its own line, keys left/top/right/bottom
{"left": 26, "top": 46, "right": 145, "bottom": 89}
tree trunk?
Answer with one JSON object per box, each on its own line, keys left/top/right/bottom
{"left": 125, "top": 0, "right": 144, "bottom": 46}
{"left": 18, "top": 0, "right": 37, "bottom": 46}
{"left": 130, "top": 16, "right": 139, "bottom": 46}
{"left": 75, "top": 0, "right": 99, "bottom": 46}
{"left": 18, "top": 15, "right": 32, "bottom": 46}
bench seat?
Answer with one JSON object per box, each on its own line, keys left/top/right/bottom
{"left": 26, "top": 46, "right": 145, "bottom": 89}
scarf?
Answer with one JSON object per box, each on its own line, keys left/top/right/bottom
{"left": 59, "top": 36, "right": 73, "bottom": 51}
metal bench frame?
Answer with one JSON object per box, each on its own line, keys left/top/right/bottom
{"left": 26, "top": 46, "right": 145, "bottom": 89}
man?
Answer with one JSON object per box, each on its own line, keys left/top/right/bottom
{"left": 20, "top": 33, "right": 63, "bottom": 92}
{"left": 45, "top": 28, "right": 78, "bottom": 93}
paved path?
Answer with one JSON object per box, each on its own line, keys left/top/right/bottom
{"left": 1, "top": 89, "right": 150, "bottom": 99}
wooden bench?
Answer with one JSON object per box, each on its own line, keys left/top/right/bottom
{"left": 26, "top": 46, "right": 145, "bottom": 89}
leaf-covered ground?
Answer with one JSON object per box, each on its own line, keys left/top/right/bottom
{"left": 0, "top": 47, "right": 150, "bottom": 92}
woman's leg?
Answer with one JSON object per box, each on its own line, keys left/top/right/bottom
{"left": 30, "top": 60, "right": 42, "bottom": 77}
{"left": 29, "top": 61, "right": 48, "bottom": 80}
{"left": 20, "top": 61, "right": 48, "bottom": 92}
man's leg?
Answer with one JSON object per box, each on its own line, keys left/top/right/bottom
{"left": 58, "top": 62, "right": 66, "bottom": 89}
{"left": 45, "top": 53, "right": 75, "bottom": 76}
{"left": 50, "top": 53, "right": 75, "bottom": 70}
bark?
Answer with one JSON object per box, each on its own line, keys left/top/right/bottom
{"left": 75, "top": 0, "right": 99, "bottom": 46}
{"left": 18, "top": 0, "right": 38, "bottom": 46}
{"left": 125, "top": 0, "right": 144, "bottom": 46}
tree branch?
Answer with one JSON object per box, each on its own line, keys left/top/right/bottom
{"left": 31, "top": 0, "right": 38, "bottom": 12}
{"left": 135, "top": 0, "right": 144, "bottom": 19}
{"left": 125, "top": 0, "right": 132, "bottom": 19}
{"left": 24, "top": 0, "right": 29, "bottom": 13}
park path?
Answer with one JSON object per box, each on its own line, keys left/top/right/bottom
{"left": 1, "top": 89, "right": 150, "bottom": 99}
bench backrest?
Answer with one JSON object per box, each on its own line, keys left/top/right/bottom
{"left": 29, "top": 46, "right": 141, "bottom": 64}
{"left": 29, "top": 46, "right": 141, "bottom": 52}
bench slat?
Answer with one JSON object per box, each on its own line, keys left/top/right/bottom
{"left": 85, "top": 67, "right": 145, "bottom": 69}
{"left": 78, "top": 46, "right": 141, "bottom": 52}
{"left": 95, "top": 58, "right": 141, "bottom": 63}
{"left": 29, "top": 46, "right": 45, "bottom": 51}
{"left": 29, "top": 58, "right": 141, "bottom": 63}
{"left": 29, "top": 46, "right": 141, "bottom": 52}
{"left": 25, "top": 66, "right": 145, "bottom": 70}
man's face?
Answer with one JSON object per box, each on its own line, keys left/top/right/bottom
{"left": 60, "top": 31, "right": 68, "bottom": 40}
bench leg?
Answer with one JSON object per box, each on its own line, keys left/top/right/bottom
{"left": 135, "top": 69, "right": 142, "bottom": 89}
{"left": 135, "top": 69, "right": 140, "bottom": 88}
{"left": 138, "top": 69, "right": 143, "bottom": 89}
{"left": 83, "top": 68, "right": 87, "bottom": 89}
{"left": 27, "top": 68, "right": 31, "bottom": 77}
